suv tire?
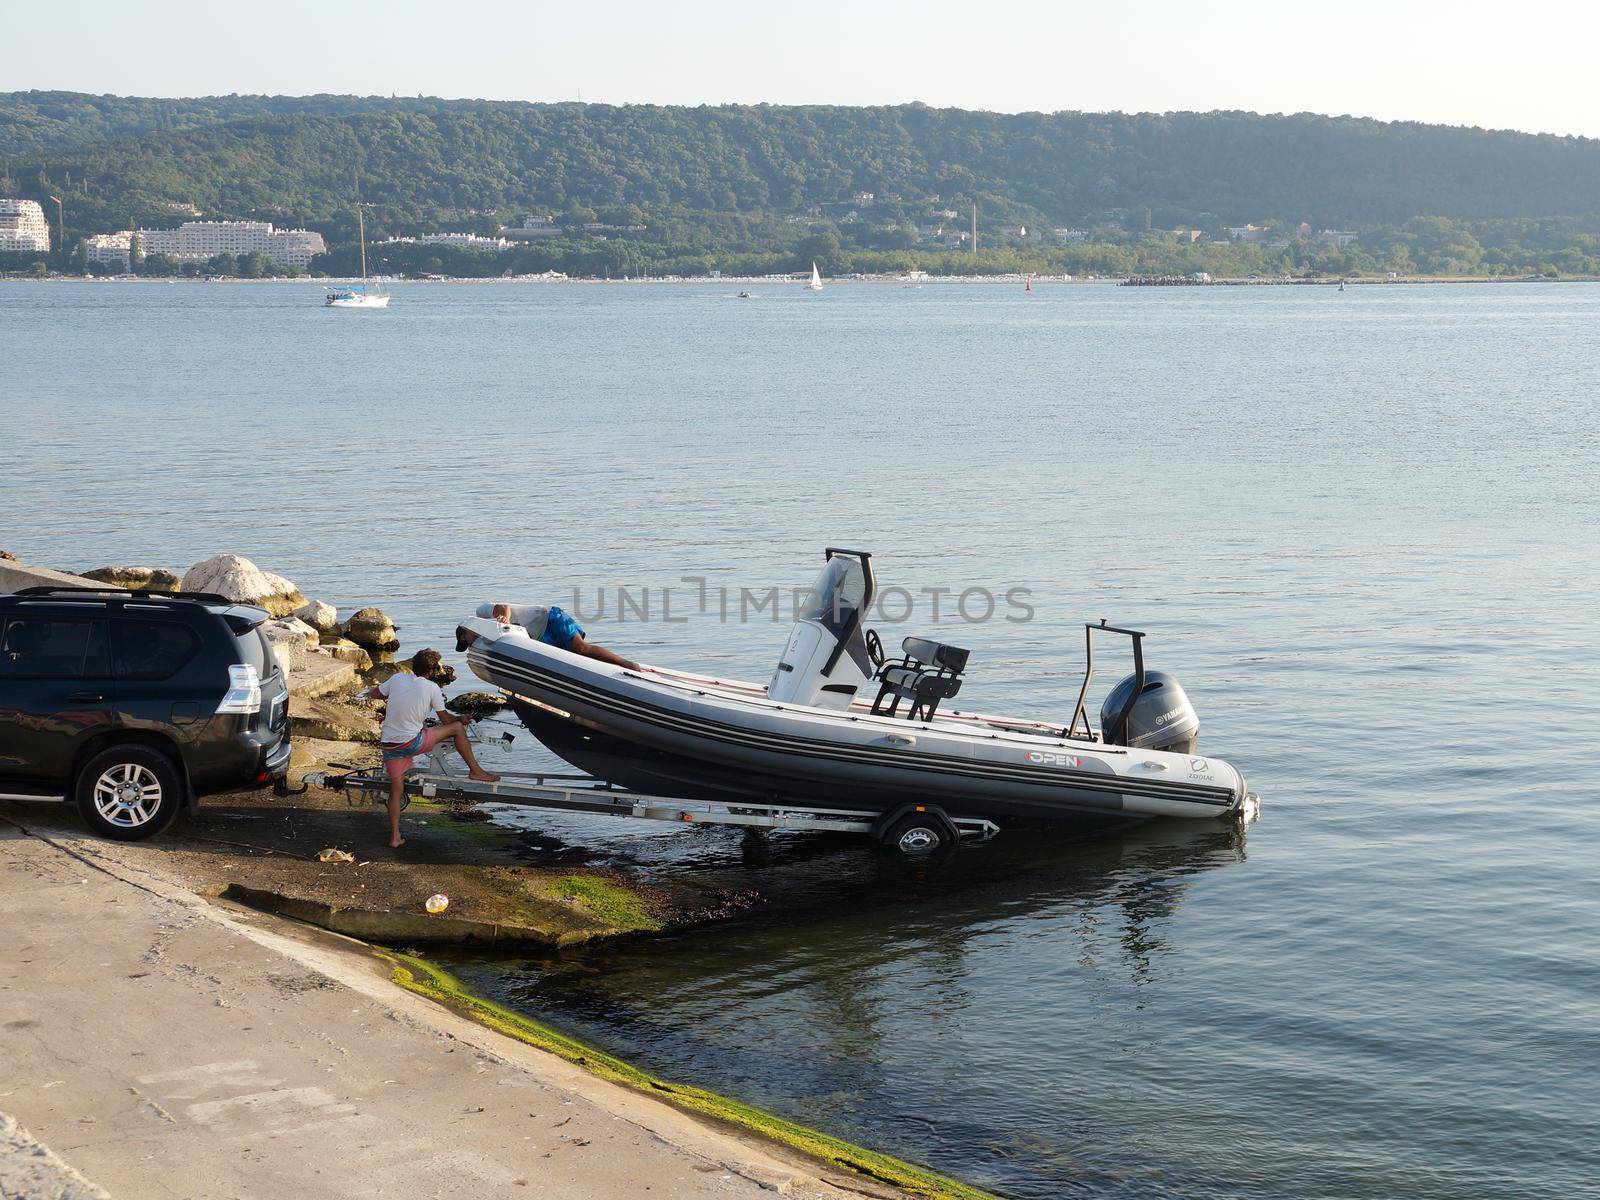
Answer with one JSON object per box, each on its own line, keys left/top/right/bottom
{"left": 74, "top": 745, "right": 182, "bottom": 840}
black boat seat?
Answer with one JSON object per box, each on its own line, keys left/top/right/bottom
{"left": 870, "top": 636, "right": 970, "bottom": 721}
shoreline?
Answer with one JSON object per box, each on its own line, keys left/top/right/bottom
{"left": 5, "top": 272, "right": 1597, "bottom": 287}
{"left": 388, "top": 951, "right": 997, "bottom": 1200}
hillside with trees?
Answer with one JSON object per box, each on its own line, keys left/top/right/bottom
{"left": 5, "top": 92, "right": 1600, "bottom": 278}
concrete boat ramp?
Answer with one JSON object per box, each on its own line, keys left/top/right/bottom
{"left": 0, "top": 807, "right": 912, "bottom": 1200}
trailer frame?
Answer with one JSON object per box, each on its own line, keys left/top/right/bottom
{"left": 305, "top": 726, "right": 1000, "bottom": 851}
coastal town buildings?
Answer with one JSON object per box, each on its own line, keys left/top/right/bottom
{"left": 502, "top": 215, "right": 560, "bottom": 240}
{"left": 81, "top": 220, "right": 326, "bottom": 268}
{"left": 83, "top": 231, "right": 134, "bottom": 266}
{"left": 134, "top": 220, "right": 326, "bottom": 267}
{"left": 381, "top": 232, "right": 514, "bottom": 251}
{"left": 499, "top": 216, "right": 646, "bottom": 242}
{"left": 0, "top": 199, "right": 51, "bottom": 252}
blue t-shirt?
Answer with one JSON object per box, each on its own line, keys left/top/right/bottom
{"left": 541, "top": 606, "right": 584, "bottom": 649}
{"left": 477, "top": 603, "right": 585, "bottom": 649}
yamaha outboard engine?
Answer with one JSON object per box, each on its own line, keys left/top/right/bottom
{"left": 1099, "top": 670, "right": 1200, "bottom": 755}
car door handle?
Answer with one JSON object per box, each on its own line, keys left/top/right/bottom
{"left": 68, "top": 692, "right": 105, "bottom": 702}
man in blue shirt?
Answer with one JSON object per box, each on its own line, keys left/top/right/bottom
{"left": 458, "top": 602, "right": 640, "bottom": 671}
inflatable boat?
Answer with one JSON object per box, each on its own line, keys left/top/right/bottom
{"left": 462, "top": 549, "right": 1253, "bottom": 835}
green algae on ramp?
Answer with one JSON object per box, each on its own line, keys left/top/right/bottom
{"left": 223, "top": 864, "right": 662, "bottom": 946}
{"left": 385, "top": 952, "right": 999, "bottom": 1200}
{"left": 544, "top": 872, "right": 662, "bottom": 932}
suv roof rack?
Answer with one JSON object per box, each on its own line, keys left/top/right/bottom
{"left": 10, "top": 586, "right": 239, "bottom": 605}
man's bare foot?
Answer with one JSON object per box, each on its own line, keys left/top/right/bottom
{"left": 389, "top": 837, "right": 406, "bottom": 849}
{"left": 468, "top": 769, "right": 501, "bottom": 783}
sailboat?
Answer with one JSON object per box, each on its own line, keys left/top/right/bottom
{"left": 326, "top": 209, "right": 390, "bottom": 308}
{"left": 806, "top": 261, "right": 823, "bottom": 292}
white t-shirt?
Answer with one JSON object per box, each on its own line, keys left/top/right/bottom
{"left": 378, "top": 673, "right": 448, "bottom": 744}
{"left": 476, "top": 603, "right": 550, "bottom": 640}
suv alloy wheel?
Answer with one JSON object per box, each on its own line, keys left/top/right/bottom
{"left": 74, "top": 745, "right": 182, "bottom": 840}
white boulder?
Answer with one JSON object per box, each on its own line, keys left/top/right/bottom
{"left": 293, "top": 599, "right": 340, "bottom": 635}
{"left": 180, "top": 553, "right": 306, "bottom": 617}
{"left": 261, "top": 617, "right": 317, "bottom": 672}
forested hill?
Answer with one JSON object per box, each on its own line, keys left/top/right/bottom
{"left": 0, "top": 91, "right": 448, "bottom": 156}
{"left": 6, "top": 92, "right": 1600, "bottom": 234}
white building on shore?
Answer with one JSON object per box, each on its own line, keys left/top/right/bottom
{"left": 0, "top": 199, "right": 51, "bottom": 253}
{"left": 83, "top": 231, "right": 134, "bottom": 267}
{"left": 130, "top": 220, "right": 326, "bottom": 268}
{"left": 84, "top": 221, "right": 325, "bottom": 269}
{"left": 380, "top": 232, "right": 514, "bottom": 251}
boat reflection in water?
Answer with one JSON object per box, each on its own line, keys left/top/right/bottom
{"left": 441, "top": 818, "right": 1252, "bottom": 1198}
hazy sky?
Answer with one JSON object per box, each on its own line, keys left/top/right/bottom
{"left": 7, "top": 0, "right": 1600, "bottom": 138}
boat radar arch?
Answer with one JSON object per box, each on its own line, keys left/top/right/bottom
{"left": 767, "top": 548, "right": 876, "bottom": 710}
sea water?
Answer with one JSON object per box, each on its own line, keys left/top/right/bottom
{"left": 4, "top": 279, "right": 1598, "bottom": 1198}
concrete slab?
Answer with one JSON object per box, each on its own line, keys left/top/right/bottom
{"left": 286, "top": 652, "right": 359, "bottom": 700}
{"left": 0, "top": 1111, "right": 112, "bottom": 1200}
{"left": 0, "top": 815, "right": 883, "bottom": 1200}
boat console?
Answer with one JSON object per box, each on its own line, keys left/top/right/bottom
{"left": 767, "top": 548, "right": 877, "bottom": 710}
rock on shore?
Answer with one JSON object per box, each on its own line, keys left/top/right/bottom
{"left": 262, "top": 617, "right": 321, "bottom": 672}
{"left": 344, "top": 606, "right": 400, "bottom": 651}
{"left": 82, "top": 565, "right": 181, "bottom": 592}
{"left": 292, "top": 599, "right": 340, "bottom": 635}
{"left": 289, "top": 693, "right": 381, "bottom": 742}
{"left": 448, "top": 691, "right": 508, "bottom": 718}
{"left": 317, "top": 636, "right": 374, "bottom": 670}
{"left": 180, "top": 553, "right": 306, "bottom": 617}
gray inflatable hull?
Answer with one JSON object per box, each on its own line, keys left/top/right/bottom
{"left": 469, "top": 635, "right": 1246, "bottom": 825}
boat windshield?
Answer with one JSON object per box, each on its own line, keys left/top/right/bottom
{"left": 798, "top": 555, "right": 868, "bottom": 640}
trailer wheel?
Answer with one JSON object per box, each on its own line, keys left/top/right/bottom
{"left": 882, "top": 810, "right": 952, "bottom": 856}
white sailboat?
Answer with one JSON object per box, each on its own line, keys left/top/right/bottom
{"left": 805, "top": 261, "right": 823, "bottom": 291}
{"left": 326, "top": 209, "right": 390, "bottom": 308}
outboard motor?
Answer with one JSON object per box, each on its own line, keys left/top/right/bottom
{"left": 1099, "top": 670, "right": 1200, "bottom": 755}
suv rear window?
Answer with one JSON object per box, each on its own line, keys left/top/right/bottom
{"left": 234, "top": 627, "right": 273, "bottom": 677}
{"left": 113, "top": 620, "right": 201, "bottom": 681}
{"left": 0, "top": 618, "right": 110, "bottom": 678}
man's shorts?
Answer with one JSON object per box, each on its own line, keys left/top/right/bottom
{"left": 381, "top": 726, "right": 444, "bottom": 780}
{"left": 541, "top": 605, "right": 585, "bottom": 650}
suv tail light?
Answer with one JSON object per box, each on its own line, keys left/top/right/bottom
{"left": 217, "top": 663, "right": 262, "bottom": 715}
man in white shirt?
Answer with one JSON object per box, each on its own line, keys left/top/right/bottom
{"left": 363, "top": 648, "right": 499, "bottom": 848}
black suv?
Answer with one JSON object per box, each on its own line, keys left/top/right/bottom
{"left": 0, "top": 588, "right": 291, "bottom": 839}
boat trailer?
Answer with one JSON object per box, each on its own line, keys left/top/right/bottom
{"left": 304, "top": 723, "right": 1001, "bottom": 854}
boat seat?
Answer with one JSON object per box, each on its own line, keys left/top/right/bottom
{"left": 870, "top": 636, "right": 969, "bottom": 721}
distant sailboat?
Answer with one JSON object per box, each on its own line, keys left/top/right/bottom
{"left": 1338, "top": 280, "right": 1347, "bottom": 292}
{"left": 326, "top": 209, "right": 390, "bottom": 308}
{"left": 806, "top": 261, "right": 823, "bottom": 291}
